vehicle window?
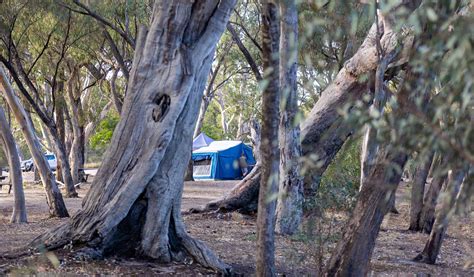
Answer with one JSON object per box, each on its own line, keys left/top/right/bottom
{"left": 46, "top": 155, "right": 55, "bottom": 160}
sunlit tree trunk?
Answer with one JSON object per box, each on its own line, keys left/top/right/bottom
{"left": 0, "top": 104, "right": 27, "bottom": 223}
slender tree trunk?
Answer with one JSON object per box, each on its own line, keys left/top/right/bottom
{"left": 193, "top": 55, "right": 224, "bottom": 138}
{"left": 420, "top": 155, "right": 448, "bottom": 233}
{"left": 33, "top": 1, "right": 236, "bottom": 272}
{"left": 216, "top": 91, "right": 228, "bottom": 135}
{"left": 408, "top": 151, "right": 435, "bottom": 231}
{"left": 0, "top": 66, "right": 69, "bottom": 218}
{"left": 275, "top": 0, "right": 303, "bottom": 236}
{"left": 55, "top": 87, "right": 67, "bottom": 183}
{"left": 110, "top": 69, "right": 123, "bottom": 114}
{"left": 414, "top": 166, "right": 468, "bottom": 264}
{"left": 67, "top": 73, "right": 86, "bottom": 185}
{"left": 194, "top": 98, "right": 210, "bottom": 138}
{"left": 48, "top": 130, "right": 78, "bottom": 197}
{"left": 0, "top": 105, "right": 27, "bottom": 223}
{"left": 325, "top": 146, "right": 408, "bottom": 276}
{"left": 256, "top": 1, "right": 280, "bottom": 276}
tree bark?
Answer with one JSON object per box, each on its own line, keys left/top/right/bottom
{"left": 32, "top": 1, "right": 236, "bottom": 273}
{"left": 0, "top": 104, "right": 27, "bottom": 223}
{"left": 414, "top": 166, "right": 468, "bottom": 264}
{"left": 67, "top": 68, "right": 86, "bottom": 184}
{"left": 408, "top": 151, "right": 435, "bottom": 231}
{"left": 275, "top": 0, "right": 303, "bottom": 236}
{"left": 420, "top": 155, "right": 448, "bottom": 233}
{"left": 0, "top": 66, "right": 69, "bottom": 218}
{"left": 325, "top": 146, "right": 408, "bottom": 276}
{"left": 256, "top": 1, "right": 279, "bottom": 276}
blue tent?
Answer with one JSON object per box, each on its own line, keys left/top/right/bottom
{"left": 192, "top": 141, "right": 256, "bottom": 180}
{"left": 193, "top": 133, "right": 214, "bottom": 150}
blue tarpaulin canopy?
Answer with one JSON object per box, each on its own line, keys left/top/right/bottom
{"left": 192, "top": 141, "right": 256, "bottom": 180}
{"left": 192, "top": 133, "right": 214, "bottom": 150}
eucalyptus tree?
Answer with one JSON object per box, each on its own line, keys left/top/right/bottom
{"left": 33, "top": 0, "right": 237, "bottom": 273}
{"left": 256, "top": 0, "right": 280, "bottom": 275}
{"left": 0, "top": 1, "right": 85, "bottom": 197}
{"left": 1, "top": 66, "right": 69, "bottom": 218}
{"left": 0, "top": 102, "right": 27, "bottom": 223}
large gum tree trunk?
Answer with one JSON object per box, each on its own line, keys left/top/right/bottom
{"left": 408, "top": 151, "right": 435, "bottom": 231}
{"left": 275, "top": 0, "right": 303, "bottom": 236}
{"left": 0, "top": 104, "right": 27, "bottom": 223}
{"left": 0, "top": 67, "right": 69, "bottom": 218}
{"left": 32, "top": 1, "right": 236, "bottom": 273}
{"left": 414, "top": 166, "right": 468, "bottom": 264}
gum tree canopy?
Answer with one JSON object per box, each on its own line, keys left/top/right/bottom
{"left": 32, "top": 0, "right": 236, "bottom": 273}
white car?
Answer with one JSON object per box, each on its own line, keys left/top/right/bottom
{"left": 20, "top": 153, "right": 58, "bottom": 171}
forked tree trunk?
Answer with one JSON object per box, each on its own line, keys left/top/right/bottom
{"left": 414, "top": 166, "right": 468, "bottom": 264}
{"left": 0, "top": 105, "right": 27, "bottom": 223}
{"left": 32, "top": 1, "right": 236, "bottom": 273}
{"left": 408, "top": 151, "right": 435, "bottom": 231}
{"left": 325, "top": 146, "right": 408, "bottom": 276}
{"left": 275, "top": 0, "right": 303, "bottom": 236}
{"left": 256, "top": 1, "right": 280, "bottom": 275}
{"left": 0, "top": 67, "right": 69, "bottom": 218}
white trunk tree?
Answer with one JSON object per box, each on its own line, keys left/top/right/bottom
{"left": 0, "top": 66, "right": 69, "bottom": 218}
{"left": 0, "top": 104, "right": 27, "bottom": 223}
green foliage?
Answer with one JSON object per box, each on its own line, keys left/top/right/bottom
{"left": 89, "top": 114, "right": 119, "bottom": 150}
{"left": 317, "top": 137, "right": 361, "bottom": 211}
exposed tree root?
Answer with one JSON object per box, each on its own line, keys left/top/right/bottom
{"left": 189, "top": 165, "right": 261, "bottom": 214}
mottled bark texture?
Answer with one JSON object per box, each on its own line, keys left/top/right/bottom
{"left": 31, "top": 1, "right": 236, "bottom": 273}
{"left": 408, "top": 151, "right": 435, "bottom": 231}
{"left": 0, "top": 104, "right": 27, "bottom": 223}
{"left": 256, "top": 1, "right": 280, "bottom": 276}
{"left": 414, "top": 166, "right": 468, "bottom": 264}
{"left": 0, "top": 67, "right": 69, "bottom": 218}
{"left": 275, "top": 0, "right": 303, "bottom": 236}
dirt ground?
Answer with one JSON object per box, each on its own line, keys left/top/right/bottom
{"left": 0, "top": 173, "right": 473, "bottom": 276}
